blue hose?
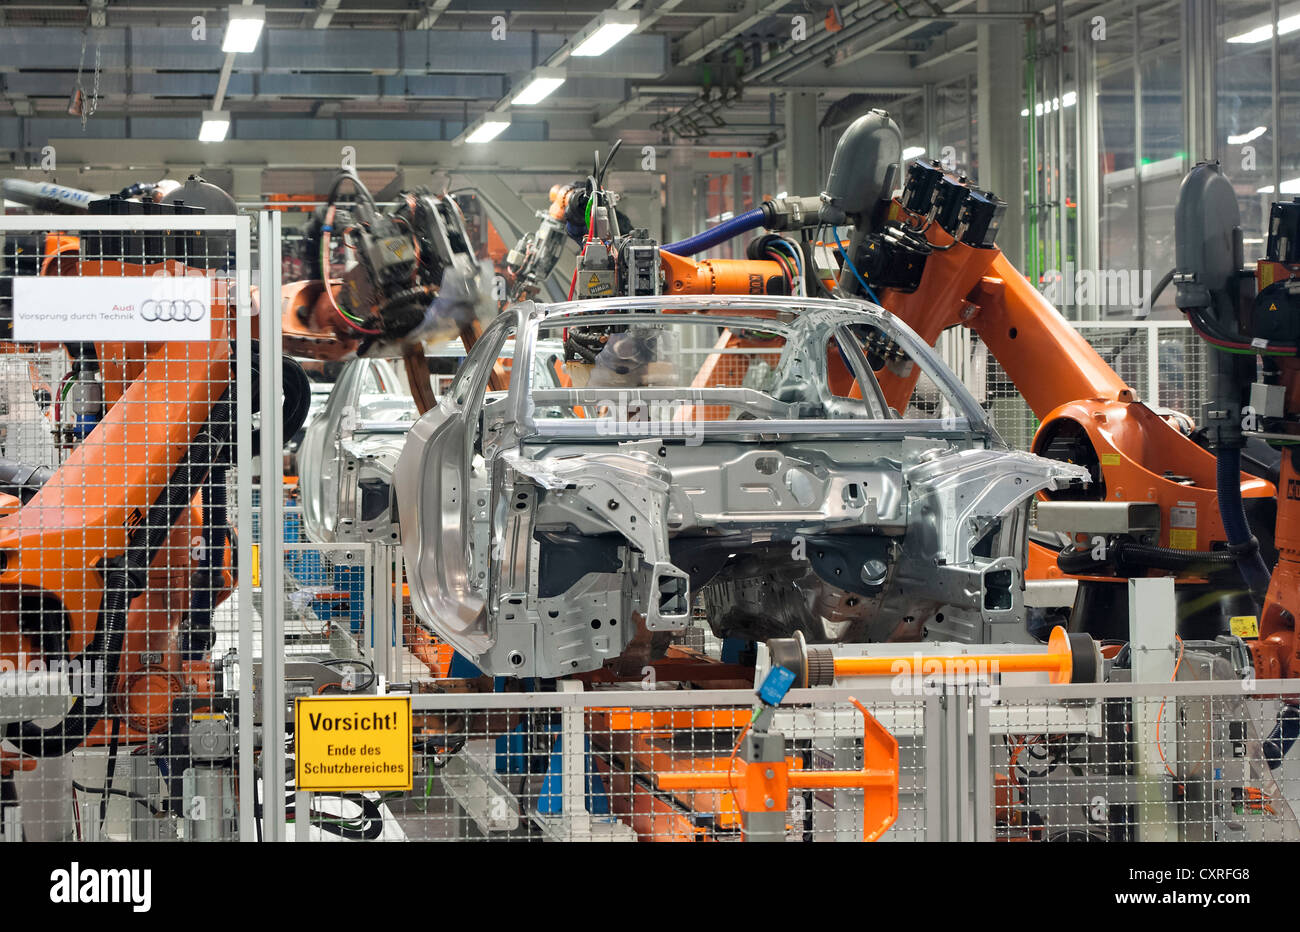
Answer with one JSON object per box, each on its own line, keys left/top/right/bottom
{"left": 1264, "top": 705, "right": 1300, "bottom": 769}
{"left": 661, "top": 207, "right": 766, "bottom": 257}
{"left": 832, "top": 225, "right": 881, "bottom": 304}
{"left": 1217, "top": 446, "right": 1271, "bottom": 600}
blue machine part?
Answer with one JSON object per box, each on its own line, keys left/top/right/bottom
{"left": 1264, "top": 705, "right": 1300, "bottom": 770}
{"left": 495, "top": 721, "right": 534, "bottom": 775}
{"left": 284, "top": 509, "right": 304, "bottom": 544}
{"left": 492, "top": 724, "right": 610, "bottom": 815}
{"left": 721, "top": 637, "right": 753, "bottom": 664}
{"left": 758, "top": 665, "right": 797, "bottom": 707}
{"left": 73, "top": 413, "right": 99, "bottom": 438}
{"left": 537, "top": 735, "right": 610, "bottom": 816}
{"left": 332, "top": 564, "right": 365, "bottom": 633}
{"left": 448, "top": 651, "right": 484, "bottom": 679}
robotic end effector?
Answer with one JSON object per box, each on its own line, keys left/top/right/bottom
{"left": 819, "top": 108, "right": 903, "bottom": 233}
{"left": 284, "top": 170, "right": 495, "bottom": 362}
{"left": 1172, "top": 163, "right": 1275, "bottom": 603}
{"left": 1173, "top": 162, "right": 1300, "bottom": 680}
{"left": 818, "top": 109, "right": 903, "bottom": 296}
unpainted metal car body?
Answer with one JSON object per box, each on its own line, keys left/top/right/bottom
{"left": 395, "top": 295, "right": 1090, "bottom": 679}
{"left": 298, "top": 357, "right": 415, "bottom": 546}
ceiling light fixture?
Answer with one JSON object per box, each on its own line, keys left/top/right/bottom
{"left": 511, "top": 67, "right": 566, "bottom": 106}
{"left": 1227, "top": 12, "right": 1300, "bottom": 42}
{"left": 199, "top": 109, "right": 231, "bottom": 142}
{"left": 223, "top": 4, "right": 266, "bottom": 54}
{"left": 1228, "top": 126, "right": 1268, "bottom": 145}
{"left": 570, "top": 10, "right": 639, "bottom": 57}
{"left": 455, "top": 110, "right": 511, "bottom": 145}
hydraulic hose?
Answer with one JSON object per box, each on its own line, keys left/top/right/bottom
{"left": 0, "top": 457, "right": 54, "bottom": 504}
{"left": 1264, "top": 704, "right": 1300, "bottom": 770}
{"left": 660, "top": 207, "right": 766, "bottom": 257}
{"left": 1216, "top": 446, "right": 1271, "bottom": 601}
{"left": 1057, "top": 539, "right": 1240, "bottom": 576}
{"left": 6, "top": 395, "right": 235, "bottom": 756}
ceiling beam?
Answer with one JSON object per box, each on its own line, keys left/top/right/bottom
{"left": 212, "top": 0, "right": 257, "bottom": 111}
{"left": 309, "top": 0, "right": 342, "bottom": 30}
{"left": 37, "top": 137, "right": 637, "bottom": 173}
{"left": 413, "top": 0, "right": 454, "bottom": 30}
{"left": 913, "top": 37, "right": 977, "bottom": 69}
{"left": 674, "top": 0, "right": 789, "bottom": 66}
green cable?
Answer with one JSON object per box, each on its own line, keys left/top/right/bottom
{"left": 1206, "top": 342, "right": 1291, "bottom": 358}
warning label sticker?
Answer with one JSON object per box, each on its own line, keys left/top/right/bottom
{"left": 294, "top": 695, "right": 412, "bottom": 791}
{"left": 1229, "top": 615, "right": 1260, "bottom": 639}
{"left": 1170, "top": 505, "right": 1197, "bottom": 529}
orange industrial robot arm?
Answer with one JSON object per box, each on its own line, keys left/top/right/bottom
{"left": 280, "top": 169, "right": 507, "bottom": 413}
{"left": 1, "top": 252, "right": 236, "bottom": 755}
{"left": 869, "top": 208, "right": 1272, "bottom": 563}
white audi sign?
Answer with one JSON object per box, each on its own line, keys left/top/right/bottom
{"left": 12, "top": 275, "right": 213, "bottom": 342}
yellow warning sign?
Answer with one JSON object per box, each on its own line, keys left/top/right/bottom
{"left": 295, "top": 695, "right": 412, "bottom": 791}
{"left": 1169, "top": 528, "right": 1198, "bottom": 550}
{"left": 587, "top": 273, "right": 601, "bottom": 290}
{"left": 251, "top": 543, "right": 260, "bottom": 587}
{"left": 1100, "top": 453, "right": 1121, "bottom": 466}
{"left": 1230, "top": 615, "right": 1260, "bottom": 639}
{"left": 1269, "top": 303, "right": 1278, "bottom": 312}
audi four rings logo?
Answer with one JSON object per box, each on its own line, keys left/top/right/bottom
{"left": 139, "top": 298, "right": 206, "bottom": 322}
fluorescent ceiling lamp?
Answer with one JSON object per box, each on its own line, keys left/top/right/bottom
{"left": 464, "top": 112, "right": 511, "bottom": 144}
{"left": 223, "top": 4, "right": 266, "bottom": 53}
{"left": 511, "top": 68, "right": 566, "bottom": 106}
{"left": 1228, "top": 126, "right": 1268, "bottom": 145}
{"left": 570, "top": 10, "right": 639, "bottom": 57}
{"left": 1228, "top": 13, "right": 1300, "bottom": 42}
{"left": 1257, "top": 177, "right": 1300, "bottom": 194}
{"left": 199, "top": 110, "right": 231, "bottom": 142}
{"left": 901, "top": 146, "right": 926, "bottom": 160}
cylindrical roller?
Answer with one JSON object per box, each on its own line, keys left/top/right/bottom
{"left": 766, "top": 625, "right": 1100, "bottom": 687}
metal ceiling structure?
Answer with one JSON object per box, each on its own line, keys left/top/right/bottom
{"left": 5, "top": 0, "right": 1286, "bottom": 260}
{"left": 0, "top": 0, "right": 992, "bottom": 171}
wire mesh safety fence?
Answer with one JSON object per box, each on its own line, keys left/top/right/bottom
{"left": 286, "top": 687, "right": 931, "bottom": 842}
{"left": 275, "top": 678, "right": 1300, "bottom": 843}
{"left": 941, "top": 321, "right": 1209, "bottom": 452}
{"left": 979, "top": 682, "right": 1300, "bottom": 843}
{"left": 0, "top": 212, "right": 259, "bottom": 841}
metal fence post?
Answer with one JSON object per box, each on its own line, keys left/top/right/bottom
{"left": 1130, "top": 577, "right": 1179, "bottom": 841}
{"left": 258, "top": 210, "right": 287, "bottom": 842}
{"left": 235, "top": 215, "right": 256, "bottom": 842}
{"left": 295, "top": 791, "right": 312, "bottom": 842}
{"left": 1147, "top": 322, "right": 1161, "bottom": 408}
{"left": 954, "top": 687, "right": 972, "bottom": 840}
{"left": 972, "top": 690, "right": 993, "bottom": 841}
{"left": 924, "top": 692, "right": 944, "bottom": 841}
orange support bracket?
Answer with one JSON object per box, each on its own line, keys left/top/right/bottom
{"left": 656, "top": 698, "right": 900, "bottom": 841}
